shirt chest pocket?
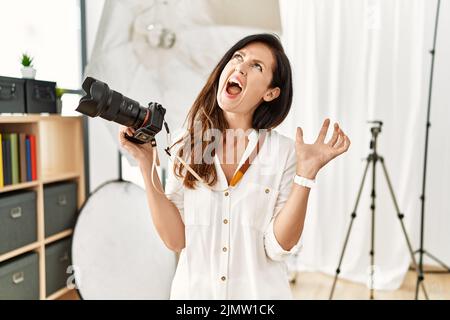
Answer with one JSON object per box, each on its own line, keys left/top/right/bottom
{"left": 236, "top": 182, "right": 279, "bottom": 232}
{"left": 183, "top": 186, "right": 212, "bottom": 226}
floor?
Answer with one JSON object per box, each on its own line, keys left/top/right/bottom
{"left": 59, "top": 268, "right": 450, "bottom": 300}
{"left": 290, "top": 269, "right": 450, "bottom": 300}
{"left": 58, "top": 289, "right": 80, "bottom": 300}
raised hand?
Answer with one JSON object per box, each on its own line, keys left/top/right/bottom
{"left": 295, "top": 118, "right": 350, "bottom": 179}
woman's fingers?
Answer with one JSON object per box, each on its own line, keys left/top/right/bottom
{"left": 119, "top": 127, "right": 136, "bottom": 142}
{"left": 296, "top": 127, "right": 304, "bottom": 145}
{"left": 335, "top": 131, "right": 351, "bottom": 154}
{"left": 119, "top": 127, "right": 127, "bottom": 145}
{"left": 334, "top": 129, "right": 346, "bottom": 149}
{"left": 125, "top": 127, "right": 135, "bottom": 136}
{"left": 334, "top": 136, "right": 350, "bottom": 156}
{"left": 327, "top": 123, "right": 339, "bottom": 146}
{"left": 341, "top": 135, "right": 351, "bottom": 152}
{"left": 119, "top": 126, "right": 136, "bottom": 148}
{"left": 315, "top": 118, "right": 331, "bottom": 144}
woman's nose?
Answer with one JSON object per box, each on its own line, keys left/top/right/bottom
{"left": 235, "top": 65, "right": 247, "bottom": 76}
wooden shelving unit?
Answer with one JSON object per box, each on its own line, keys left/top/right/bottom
{"left": 0, "top": 114, "right": 86, "bottom": 300}
{"left": 46, "top": 286, "right": 73, "bottom": 300}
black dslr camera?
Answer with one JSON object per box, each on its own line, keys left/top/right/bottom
{"left": 76, "top": 77, "right": 166, "bottom": 144}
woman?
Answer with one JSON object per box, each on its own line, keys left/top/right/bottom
{"left": 119, "top": 33, "right": 350, "bottom": 299}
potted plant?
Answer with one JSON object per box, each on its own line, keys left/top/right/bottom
{"left": 20, "top": 53, "right": 36, "bottom": 79}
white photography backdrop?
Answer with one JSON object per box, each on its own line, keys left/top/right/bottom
{"left": 278, "top": 0, "right": 450, "bottom": 290}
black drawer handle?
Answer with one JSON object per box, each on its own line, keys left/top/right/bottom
{"left": 58, "top": 195, "right": 67, "bottom": 206}
{"left": 60, "top": 252, "right": 69, "bottom": 262}
{"left": 10, "top": 207, "right": 22, "bottom": 219}
{"left": 12, "top": 272, "right": 24, "bottom": 284}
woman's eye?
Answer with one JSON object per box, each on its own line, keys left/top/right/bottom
{"left": 232, "top": 53, "right": 243, "bottom": 61}
{"left": 253, "top": 64, "right": 262, "bottom": 72}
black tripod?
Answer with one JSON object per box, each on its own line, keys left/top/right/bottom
{"left": 414, "top": 0, "right": 450, "bottom": 299}
{"left": 329, "top": 121, "right": 428, "bottom": 300}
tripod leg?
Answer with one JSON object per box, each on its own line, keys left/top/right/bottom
{"left": 370, "top": 153, "right": 377, "bottom": 300}
{"left": 329, "top": 158, "right": 371, "bottom": 299}
{"left": 423, "top": 251, "right": 450, "bottom": 272}
{"left": 379, "top": 157, "right": 429, "bottom": 300}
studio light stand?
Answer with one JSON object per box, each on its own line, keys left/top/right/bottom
{"left": 329, "top": 121, "right": 428, "bottom": 300}
{"left": 414, "top": 0, "right": 450, "bottom": 300}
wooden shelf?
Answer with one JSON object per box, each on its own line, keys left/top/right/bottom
{"left": 44, "top": 229, "right": 73, "bottom": 245}
{"left": 0, "top": 114, "right": 86, "bottom": 300}
{"left": 42, "top": 172, "right": 80, "bottom": 184}
{"left": 46, "top": 287, "right": 74, "bottom": 300}
{"left": 55, "top": 288, "right": 80, "bottom": 300}
{"left": 0, "top": 172, "right": 80, "bottom": 193}
{"left": 0, "top": 242, "right": 40, "bottom": 263}
{"left": 0, "top": 180, "right": 39, "bottom": 193}
{"left": 40, "top": 117, "right": 84, "bottom": 180}
{"left": 0, "top": 114, "right": 82, "bottom": 123}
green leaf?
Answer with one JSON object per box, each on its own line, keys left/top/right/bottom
{"left": 55, "top": 87, "right": 66, "bottom": 98}
{"left": 21, "top": 53, "right": 34, "bottom": 67}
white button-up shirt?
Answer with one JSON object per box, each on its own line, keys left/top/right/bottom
{"left": 165, "top": 129, "right": 303, "bottom": 299}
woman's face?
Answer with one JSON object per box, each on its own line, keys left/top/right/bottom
{"left": 216, "top": 42, "right": 280, "bottom": 116}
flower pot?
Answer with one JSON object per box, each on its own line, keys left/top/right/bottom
{"left": 21, "top": 67, "right": 36, "bottom": 79}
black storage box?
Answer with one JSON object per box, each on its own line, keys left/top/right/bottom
{"left": 25, "top": 79, "right": 56, "bottom": 114}
{"left": 0, "top": 252, "right": 40, "bottom": 300}
{"left": 44, "top": 181, "right": 78, "bottom": 237}
{"left": 45, "top": 237, "right": 72, "bottom": 296}
{"left": 0, "top": 190, "right": 37, "bottom": 255}
{"left": 0, "top": 76, "right": 26, "bottom": 113}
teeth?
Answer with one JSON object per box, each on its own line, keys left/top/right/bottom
{"left": 228, "top": 79, "right": 242, "bottom": 88}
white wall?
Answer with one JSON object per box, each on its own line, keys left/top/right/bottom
{"left": 86, "top": 0, "right": 105, "bottom": 59}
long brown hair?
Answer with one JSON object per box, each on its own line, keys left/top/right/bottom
{"left": 172, "top": 33, "right": 293, "bottom": 189}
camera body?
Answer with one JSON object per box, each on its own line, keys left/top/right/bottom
{"left": 125, "top": 102, "right": 166, "bottom": 144}
{"left": 76, "top": 77, "right": 166, "bottom": 144}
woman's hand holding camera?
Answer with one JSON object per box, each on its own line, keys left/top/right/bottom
{"left": 118, "top": 126, "right": 155, "bottom": 166}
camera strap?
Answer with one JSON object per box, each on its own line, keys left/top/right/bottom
{"left": 228, "top": 129, "right": 267, "bottom": 187}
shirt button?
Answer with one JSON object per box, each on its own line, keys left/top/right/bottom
{"left": 223, "top": 219, "right": 228, "bottom": 224}
{"left": 222, "top": 246, "right": 227, "bottom": 252}
{"left": 221, "top": 276, "right": 226, "bottom": 281}
{"left": 224, "top": 191, "right": 229, "bottom": 196}
{"left": 265, "top": 188, "right": 270, "bottom": 193}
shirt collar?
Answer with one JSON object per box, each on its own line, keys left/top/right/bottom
{"left": 212, "top": 128, "right": 260, "bottom": 191}
{"left": 247, "top": 128, "right": 259, "bottom": 143}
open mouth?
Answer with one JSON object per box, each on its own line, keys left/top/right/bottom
{"left": 225, "top": 78, "right": 243, "bottom": 97}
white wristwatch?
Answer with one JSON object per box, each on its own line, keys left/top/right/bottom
{"left": 294, "top": 175, "right": 316, "bottom": 189}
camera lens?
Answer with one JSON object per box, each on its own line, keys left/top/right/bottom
{"left": 76, "top": 77, "right": 150, "bottom": 129}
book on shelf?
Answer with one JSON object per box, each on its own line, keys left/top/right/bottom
{"left": 29, "top": 134, "right": 37, "bottom": 180}
{"left": 26, "top": 136, "right": 32, "bottom": 182}
{"left": 0, "top": 133, "right": 3, "bottom": 188}
{"left": 10, "top": 133, "right": 19, "bottom": 184}
{"left": 19, "top": 133, "right": 27, "bottom": 183}
{"left": 1, "top": 132, "right": 37, "bottom": 187}
{"left": 2, "top": 135, "right": 11, "bottom": 185}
